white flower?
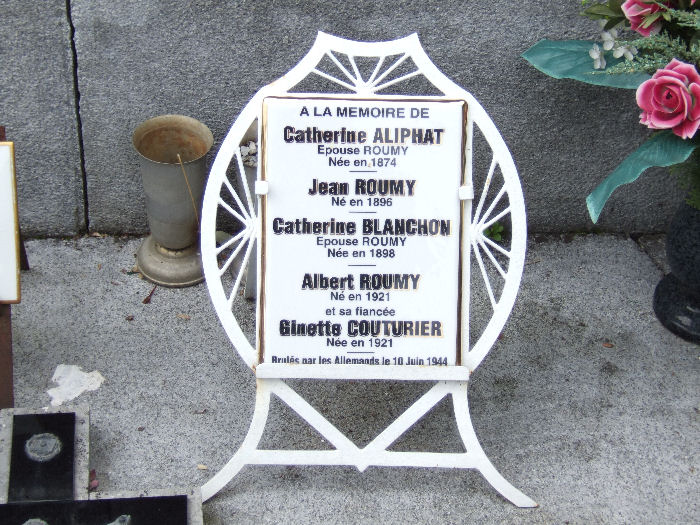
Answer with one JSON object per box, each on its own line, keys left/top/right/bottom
{"left": 613, "top": 44, "right": 637, "bottom": 61}
{"left": 601, "top": 30, "right": 618, "bottom": 51}
{"left": 589, "top": 44, "right": 606, "bottom": 70}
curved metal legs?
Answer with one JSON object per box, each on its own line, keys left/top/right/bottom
{"left": 201, "top": 379, "right": 536, "bottom": 507}
{"left": 201, "top": 380, "right": 271, "bottom": 502}
{"left": 451, "top": 382, "right": 537, "bottom": 507}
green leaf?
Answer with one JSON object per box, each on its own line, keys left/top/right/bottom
{"left": 583, "top": 0, "right": 623, "bottom": 18}
{"left": 641, "top": 12, "right": 662, "bottom": 29}
{"left": 584, "top": 4, "right": 622, "bottom": 17}
{"left": 609, "top": 0, "right": 623, "bottom": 11}
{"left": 484, "top": 222, "right": 504, "bottom": 242}
{"left": 586, "top": 131, "right": 700, "bottom": 223}
{"left": 522, "top": 40, "right": 651, "bottom": 89}
{"left": 603, "top": 17, "right": 626, "bottom": 30}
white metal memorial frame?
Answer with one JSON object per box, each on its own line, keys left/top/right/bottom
{"left": 200, "top": 32, "right": 535, "bottom": 507}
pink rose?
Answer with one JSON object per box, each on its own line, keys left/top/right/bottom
{"left": 636, "top": 59, "right": 700, "bottom": 139}
{"left": 622, "top": 0, "right": 669, "bottom": 36}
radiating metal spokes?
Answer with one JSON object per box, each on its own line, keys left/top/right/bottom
{"left": 312, "top": 51, "right": 423, "bottom": 95}
{"left": 470, "top": 155, "right": 513, "bottom": 312}
{"left": 215, "top": 147, "right": 258, "bottom": 308}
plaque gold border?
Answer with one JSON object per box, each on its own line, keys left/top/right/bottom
{"left": 259, "top": 96, "right": 467, "bottom": 366}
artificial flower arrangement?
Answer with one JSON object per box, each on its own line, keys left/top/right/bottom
{"left": 523, "top": 0, "right": 700, "bottom": 223}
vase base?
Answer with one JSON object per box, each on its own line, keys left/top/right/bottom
{"left": 136, "top": 235, "right": 204, "bottom": 288}
{"left": 653, "top": 273, "right": 700, "bottom": 344}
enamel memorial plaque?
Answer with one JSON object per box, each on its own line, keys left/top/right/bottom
{"left": 0, "top": 142, "right": 20, "bottom": 304}
{"left": 261, "top": 97, "right": 465, "bottom": 367}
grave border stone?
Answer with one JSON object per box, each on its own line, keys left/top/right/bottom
{"left": 0, "top": 406, "right": 90, "bottom": 504}
{"left": 88, "top": 487, "right": 203, "bottom": 525}
{"left": 0, "top": 408, "right": 204, "bottom": 524}
{"left": 199, "top": 32, "right": 535, "bottom": 507}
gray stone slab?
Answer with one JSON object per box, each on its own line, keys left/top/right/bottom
{"left": 7, "top": 235, "right": 699, "bottom": 523}
{"left": 0, "top": 1, "right": 84, "bottom": 236}
{"left": 0, "top": 405, "right": 89, "bottom": 503}
{"left": 72, "top": 0, "right": 681, "bottom": 235}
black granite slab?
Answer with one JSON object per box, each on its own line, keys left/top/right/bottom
{"left": 0, "top": 495, "right": 188, "bottom": 524}
{"left": 8, "top": 413, "right": 75, "bottom": 501}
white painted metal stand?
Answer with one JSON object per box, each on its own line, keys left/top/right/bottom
{"left": 200, "top": 32, "right": 536, "bottom": 507}
{"left": 201, "top": 378, "right": 534, "bottom": 507}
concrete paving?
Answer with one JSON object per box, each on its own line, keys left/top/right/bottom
{"left": 7, "top": 234, "right": 699, "bottom": 524}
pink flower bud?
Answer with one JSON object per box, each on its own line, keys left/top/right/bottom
{"left": 622, "top": 0, "right": 669, "bottom": 37}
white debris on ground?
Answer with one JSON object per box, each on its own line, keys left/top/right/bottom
{"left": 47, "top": 364, "right": 105, "bottom": 406}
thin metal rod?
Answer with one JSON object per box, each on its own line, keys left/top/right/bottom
{"left": 218, "top": 198, "right": 248, "bottom": 226}
{"left": 472, "top": 240, "right": 496, "bottom": 308}
{"left": 479, "top": 185, "right": 506, "bottom": 228}
{"left": 363, "top": 383, "right": 450, "bottom": 459}
{"left": 367, "top": 56, "right": 385, "bottom": 84}
{"left": 223, "top": 175, "right": 252, "bottom": 222}
{"left": 478, "top": 238, "right": 506, "bottom": 279}
{"left": 372, "top": 53, "right": 409, "bottom": 86}
{"left": 271, "top": 380, "right": 359, "bottom": 453}
{"left": 248, "top": 449, "right": 478, "bottom": 469}
{"left": 234, "top": 152, "right": 256, "bottom": 218}
{"left": 227, "top": 236, "right": 255, "bottom": 306}
{"left": 327, "top": 50, "right": 357, "bottom": 84}
{"left": 482, "top": 235, "right": 511, "bottom": 258}
{"left": 373, "top": 70, "right": 421, "bottom": 92}
{"left": 473, "top": 156, "right": 497, "bottom": 224}
{"left": 481, "top": 207, "right": 511, "bottom": 230}
{"left": 215, "top": 228, "right": 248, "bottom": 256}
{"left": 312, "top": 69, "right": 356, "bottom": 91}
{"left": 348, "top": 56, "right": 364, "bottom": 84}
{"left": 177, "top": 153, "right": 200, "bottom": 229}
{"left": 219, "top": 230, "right": 251, "bottom": 276}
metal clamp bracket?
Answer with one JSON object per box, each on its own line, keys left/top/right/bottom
{"left": 459, "top": 185, "right": 474, "bottom": 200}
{"left": 255, "top": 180, "right": 269, "bottom": 195}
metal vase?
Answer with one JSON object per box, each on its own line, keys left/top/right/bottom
{"left": 133, "top": 115, "right": 214, "bottom": 287}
